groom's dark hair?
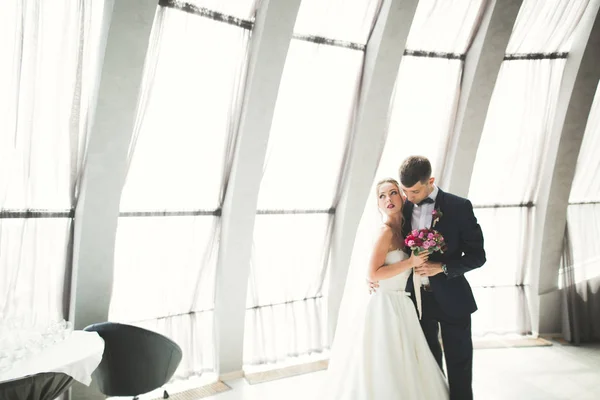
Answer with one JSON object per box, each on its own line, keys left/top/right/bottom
{"left": 400, "top": 156, "right": 432, "bottom": 187}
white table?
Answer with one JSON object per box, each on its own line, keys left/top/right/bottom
{"left": 0, "top": 330, "right": 104, "bottom": 386}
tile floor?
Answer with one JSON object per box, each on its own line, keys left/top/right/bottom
{"left": 129, "top": 340, "right": 600, "bottom": 400}
{"left": 204, "top": 341, "right": 600, "bottom": 400}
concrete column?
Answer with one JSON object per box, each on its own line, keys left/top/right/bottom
{"left": 327, "top": 0, "right": 419, "bottom": 340}
{"left": 213, "top": 0, "right": 301, "bottom": 376}
{"left": 69, "top": 1, "right": 155, "bottom": 398}
{"left": 535, "top": 4, "right": 600, "bottom": 334}
{"left": 70, "top": 0, "right": 156, "bottom": 331}
{"left": 443, "top": 0, "right": 523, "bottom": 195}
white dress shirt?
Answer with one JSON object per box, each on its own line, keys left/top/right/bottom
{"left": 411, "top": 185, "right": 439, "bottom": 286}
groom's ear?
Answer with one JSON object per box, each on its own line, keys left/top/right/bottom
{"left": 429, "top": 177, "right": 435, "bottom": 185}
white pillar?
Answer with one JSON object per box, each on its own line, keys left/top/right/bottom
{"left": 528, "top": 1, "right": 600, "bottom": 335}
{"left": 327, "top": 0, "right": 419, "bottom": 341}
{"left": 536, "top": 4, "right": 600, "bottom": 334}
{"left": 443, "top": 0, "right": 523, "bottom": 195}
{"left": 69, "top": 1, "right": 156, "bottom": 398}
{"left": 213, "top": 0, "right": 301, "bottom": 376}
{"left": 71, "top": 0, "right": 156, "bottom": 332}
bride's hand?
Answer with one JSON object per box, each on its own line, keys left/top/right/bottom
{"left": 366, "top": 279, "right": 379, "bottom": 294}
{"left": 410, "top": 251, "right": 429, "bottom": 268}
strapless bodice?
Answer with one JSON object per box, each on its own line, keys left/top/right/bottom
{"left": 378, "top": 249, "right": 411, "bottom": 292}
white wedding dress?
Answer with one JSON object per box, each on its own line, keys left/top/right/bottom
{"left": 322, "top": 250, "right": 449, "bottom": 399}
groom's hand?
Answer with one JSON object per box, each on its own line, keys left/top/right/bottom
{"left": 415, "top": 261, "right": 443, "bottom": 277}
{"left": 366, "top": 279, "right": 379, "bottom": 294}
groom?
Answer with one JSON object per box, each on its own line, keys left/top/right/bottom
{"left": 400, "top": 155, "right": 485, "bottom": 400}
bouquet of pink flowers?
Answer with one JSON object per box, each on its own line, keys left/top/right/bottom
{"left": 405, "top": 228, "right": 447, "bottom": 255}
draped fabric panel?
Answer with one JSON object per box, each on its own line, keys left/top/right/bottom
{"left": 0, "top": 372, "right": 73, "bottom": 400}
{"left": 109, "top": 4, "right": 253, "bottom": 378}
{"left": 561, "top": 83, "right": 600, "bottom": 343}
{"left": 293, "top": 0, "right": 381, "bottom": 44}
{"left": 0, "top": 0, "right": 106, "bottom": 327}
{"left": 244, "top": 39, "right": 364, "bottom": 366}
{"left": 174, "top": 0, "right": 260, "bottom": 21}
{"left": 243, "top": 0, "right": 384, "bottom": 366}
{"left": 468, "top": 0, "right": 590, "bottom": 336}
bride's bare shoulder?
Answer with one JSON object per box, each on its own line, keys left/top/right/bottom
{"left": 375, "top": 225, "right": 394, "bottom": 243}
{"left": 378, "top": 224, "right": 393, "bottom": 234}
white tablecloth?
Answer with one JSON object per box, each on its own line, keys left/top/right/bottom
{"left": 0, "top": 331, "right": 104, "bottom": 386}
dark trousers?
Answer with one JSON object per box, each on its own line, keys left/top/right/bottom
{"left": 420, "top": 290, "right": 473, "bottom": 400}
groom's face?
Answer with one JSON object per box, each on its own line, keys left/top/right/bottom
{"left": 401, "top": 178, "right": 434, "bottom": 205}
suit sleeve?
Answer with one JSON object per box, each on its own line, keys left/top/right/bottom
{"left": 445, "top": 199, "right": 486, "bottom": 279}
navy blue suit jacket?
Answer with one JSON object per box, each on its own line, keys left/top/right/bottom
{"left": 403, "top": 188, "right": 486, "bottom": 317}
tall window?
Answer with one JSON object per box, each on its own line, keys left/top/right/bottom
{"left": 562, "top": 84, "right": 600, "bottom": 286}
{"left": 560, "top": 83, "right": 600, "bottom": 342}
{"left": 108, "top": 0, "right": 259, "bottom": 378}
{"left": 338, "top": 0, "right": 486, "bottom": 347}
{"left": 0, "top": 0, "right": 105, "bottom": 327}
{"left": 243, "top": 0, "right": 382, "bottom": 366}
{"left": 467, "top": 0, "right": 590, "bottom": 336}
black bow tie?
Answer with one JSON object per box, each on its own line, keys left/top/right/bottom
{"left": 417, "top": 197, "right": 435, "bottom": 206}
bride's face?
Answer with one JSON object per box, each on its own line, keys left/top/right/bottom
{"left": 377, "top": 183, "right": 403, "bottom": 216}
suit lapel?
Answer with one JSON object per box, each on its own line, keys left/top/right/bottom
{"left": 432, "top": 187, "right": 446, "bottom": 230}
{"left": 434, "top": 187, "right": 445, "bottom": 210}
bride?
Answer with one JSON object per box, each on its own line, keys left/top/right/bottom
{"left": 322, "top": 178, "right": 449, "bottom": 399}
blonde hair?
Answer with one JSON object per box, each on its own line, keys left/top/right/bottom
{"left": 375, "top": 178, "right": 401, "bottom": 196}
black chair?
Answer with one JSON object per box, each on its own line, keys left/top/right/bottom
{"left": 0, "top": 372, "right": 73, "bottom": 400}
{"left": 83, "top": 322, "right": 182, "bottom": 399}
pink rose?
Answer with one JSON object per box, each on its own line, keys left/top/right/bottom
{"left": 427, "top": 233, "right": 434, "bottom": 239}
{"left": 412, "top": 230, "right": 419, "bottom": 236}
{"left": 407, "top": 240, "right": 415, "bottom": 247}
{"left": 423, "top": 242, "right": 431, "bottom": 249}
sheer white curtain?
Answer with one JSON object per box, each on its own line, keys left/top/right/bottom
{"left": 109, "top": 4, "right": 253, "bottom": 378}
{"left": 334, "top": 0, "right": 486, "bottom": 350}
{"left": 244, "top": 41, "right": 364, "bottom": 366}
{"left": 243, "top": 0, "right": 383, "bottom": 366}
{"left": 467, "top": 0, "right": 590, "bottom": 337}
{"left": 0, "top": 0, "right": 105, "bottom": 327}
{"left": 561, "top": 83, "right": 600, "bottom": 342}
{"left": 293, "top": 0, "right": 381, "bottom": 44}
{"left": 172, "top": 0, "right": 259, "bottom": 21}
